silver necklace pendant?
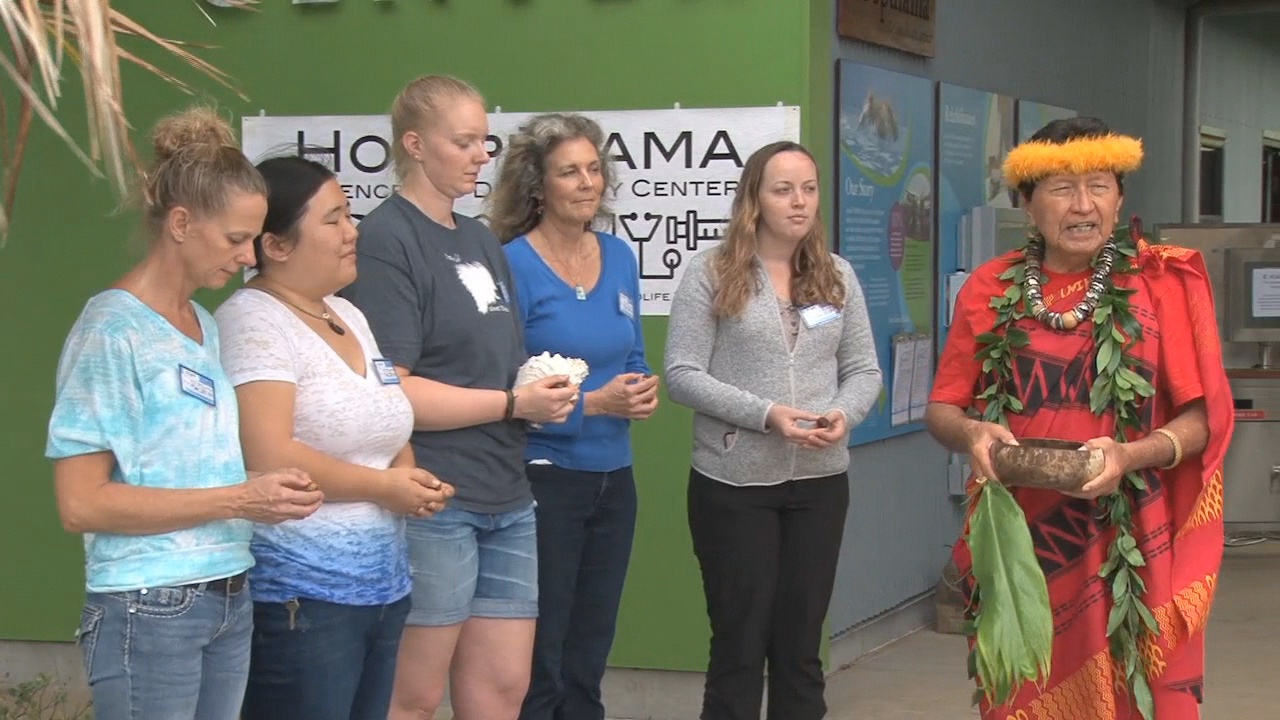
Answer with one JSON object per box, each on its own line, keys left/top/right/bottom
{"left": 575, "top": 285, "right": 587, "bottom": 301}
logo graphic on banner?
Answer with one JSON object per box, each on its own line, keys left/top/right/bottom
{"left": 242, "top": 107, "right": 801, "bottom": 315}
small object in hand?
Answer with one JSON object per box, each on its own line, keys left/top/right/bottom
{"left": 513, "top": 352, "right": 589, "bottom": 429}
{"left": 514, "top": 352, "right": 590, "bottom": 388}
{"left": 815, "top": 417, "right": 831, "bottom": 429}
{"left": 305, "top": 482, "right": 319, "bottom": 492}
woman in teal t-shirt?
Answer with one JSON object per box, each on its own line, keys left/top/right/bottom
{"left": 45, "top": 107, "right": 323, "bottom": 720}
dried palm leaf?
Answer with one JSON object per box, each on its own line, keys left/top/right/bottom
{"left": 0, "top": 0, "right": 258, "bottom": 245}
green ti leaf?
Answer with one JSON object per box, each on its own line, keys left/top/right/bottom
{"left": 967, "top": 482, "right": 1053, "bottom": 707}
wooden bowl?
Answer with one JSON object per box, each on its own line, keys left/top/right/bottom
{"left": 990, "top": 438, "right": 1104, "bottom": 492}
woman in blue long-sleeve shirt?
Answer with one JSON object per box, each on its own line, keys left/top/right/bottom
{"left": 488, "top": 112, "right": 659, "bottom": 720}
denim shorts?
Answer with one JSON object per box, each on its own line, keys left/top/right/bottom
{"left": 404, "top": 502, "right": 539, "bottom": 626}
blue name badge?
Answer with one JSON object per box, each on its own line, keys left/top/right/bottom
{"left": 799, "top": 304, "right": 841, "bottom": 329}
{"left": 372, "top": 359, "right": 401, "bottom": 385}
{"left": 178, "top": 365, "right": 216, "bottom": 406}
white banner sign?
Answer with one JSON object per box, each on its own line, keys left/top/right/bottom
{"left": 242, "top": 106, "right": 801, "bottom": 315}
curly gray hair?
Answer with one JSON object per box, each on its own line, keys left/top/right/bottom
{"left": 485, "top": 113, "right": 615, "bottom": 242}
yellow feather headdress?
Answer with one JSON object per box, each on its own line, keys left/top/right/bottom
{"left": 1002, "top": 134, "right": 1144, "bottom": 189}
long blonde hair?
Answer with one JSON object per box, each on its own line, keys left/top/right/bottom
{"left": 711, "top": 141, "right": 844, "bottom": 317}
{"left": 485, "top": 113, "right": 615, "bottom": 242}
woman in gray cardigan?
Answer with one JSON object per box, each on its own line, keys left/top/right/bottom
{"left": 664, "top": 141, "right": 881, "bottom": 720}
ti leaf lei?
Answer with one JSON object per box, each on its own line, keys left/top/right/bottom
{"left": 972, "top": 227, "right": 1160, "bottom": 720}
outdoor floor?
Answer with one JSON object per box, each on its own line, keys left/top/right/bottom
{"left": 820, "top": 541, "right": 1279, "bottom": 719}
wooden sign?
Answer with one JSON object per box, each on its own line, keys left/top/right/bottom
{"left": 838, "top": 0, "right": 937, "bottom": 58}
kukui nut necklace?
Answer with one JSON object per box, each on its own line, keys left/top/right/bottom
{"left": 1021, "top": 235, "right": 1117, "bottom": 331}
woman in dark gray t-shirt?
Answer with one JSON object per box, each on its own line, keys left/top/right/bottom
{"left": 340, "top": 74, "right": 578, "bottom": 720}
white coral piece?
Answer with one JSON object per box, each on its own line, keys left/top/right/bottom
{"left": 515, "top": 351, "right": 590, "bottom": 389}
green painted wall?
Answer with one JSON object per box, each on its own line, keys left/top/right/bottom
{"left": 0, "top": 0, "right": 822, "bottom": 671}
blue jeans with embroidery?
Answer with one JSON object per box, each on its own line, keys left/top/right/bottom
{"left": 75, "top": 581, "right": 253, "bottom": 720}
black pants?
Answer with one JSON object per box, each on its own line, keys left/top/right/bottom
{"left": 687, "top": 469, "right": 849, "bottom": 720}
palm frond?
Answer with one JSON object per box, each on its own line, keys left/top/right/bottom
{"left": 0, "top": 0, "right": 257, "bottom": 245}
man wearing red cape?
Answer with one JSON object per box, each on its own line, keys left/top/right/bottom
{"left": 927, "top": 116, "right": 1234, "bottom": 720}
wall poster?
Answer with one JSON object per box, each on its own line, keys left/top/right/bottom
{"left": 935, "top": 83, "right": 1015, "bottom": 355}
{"left": 837, "top": 61, "right": 936, "bottom": 446}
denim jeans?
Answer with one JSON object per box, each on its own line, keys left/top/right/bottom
{"left": 240, "top": 594, "right": 412, "bottom": 720}
{"left": 76, "top": 580, "right": 253, "bottom": 720}
{"left": 519, "top": 464, "right": 637, "bottom": 720}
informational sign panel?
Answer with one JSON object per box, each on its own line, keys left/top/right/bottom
{"left": 243, "top": 106, "right": 801, "bottom": 315}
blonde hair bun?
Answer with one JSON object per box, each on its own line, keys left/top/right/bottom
{"left": 140, "top": 105, "right": 264, "bottom": 230}
{"left": 151, "top": 107, "right": 236, "bottom": 164}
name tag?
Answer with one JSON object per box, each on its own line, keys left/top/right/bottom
{"left": 372, "top": 359, "right": 401, "bottom": 385}
{"left": 619, "top": 291, "right": 635, "bottom": 320}
{"left": 178, "top": 365, "right": 216, "bottom": 406}
{"left": 799, "top": 304, "right": 841, "bottom": 329}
